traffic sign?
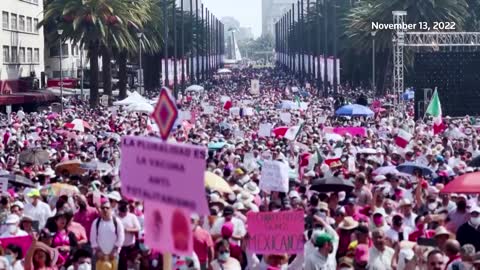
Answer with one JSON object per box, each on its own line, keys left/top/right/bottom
{"left": 100, "top": 95, "right": 109, "bottom": 107}
{"left": 151, "top": 87, "right": 178, "bottom": 140}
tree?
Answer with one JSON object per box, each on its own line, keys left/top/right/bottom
{"left": 40, "top": 0, "right": 151, "bottom": 107}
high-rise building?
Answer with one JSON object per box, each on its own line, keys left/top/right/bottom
{"left": 262, "top": 0, "right": 295, "bottom": 37}
{"left": 0, "top": 0, "right": 45, "bottom": 94}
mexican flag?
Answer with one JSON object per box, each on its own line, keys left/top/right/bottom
{"left": 395, "top": 129, "right": 412, "bottom": 148}
{"left": 295, "top": 96, "right": 301, "bottom": 108}
{"left": 425, "top": 88, "right": 445, "bottom": 134}
{"left": 284, "top": 123, "right": 303, "bottom": 141}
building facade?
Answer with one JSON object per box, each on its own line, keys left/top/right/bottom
{"left": 262, "top": 0, "right": 295, "bottom": 37}
{"left": 1, "top": 0, "right": 45, "bottom": 93}
{"left": 44, "top": 40, "right": 88, "bottom": 88}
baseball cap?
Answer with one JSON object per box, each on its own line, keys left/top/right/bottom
{"left": 314, "top": 233, "right": 334, "bottom": 247}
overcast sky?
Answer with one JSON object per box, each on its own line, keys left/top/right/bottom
{"left": 202, "top": 0, "right": 262, "bottom": 38}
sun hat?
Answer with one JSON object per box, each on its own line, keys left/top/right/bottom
{"left": 244, "top": 181, "right": 260, "bottom": 195}
{"left": 434, "top": 226, "right": 450, "bottom": 237}
{"left": 338, "top": 216, "right": 359, "bottom": 231}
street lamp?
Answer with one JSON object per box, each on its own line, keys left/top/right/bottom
{"left": 57, "top": 29, "right": 63, "bottom": 115}
{"left": 137, "top": 32, "right": 143, "bottom": 95}
{"left": 371, "top": 31, "right": 377, "bottom": 93}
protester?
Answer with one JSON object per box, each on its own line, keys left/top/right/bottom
{"left": 0, "top": 67, "right": 478, "bottom": 270}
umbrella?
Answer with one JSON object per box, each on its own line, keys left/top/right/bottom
{"left": 205, "top": 171, "right": 232, "bottom": 193}
{"left": 126, "top": 102, "right": 154, "bottom": 114}
{"left": 185, "top": 85, "right": 204, "bottom": 92}
{"left": 19, "top": 148, "right": 49, "bottom": 165}
{"left": 0, "top": 174, "right": 35, "bottom": 187}
{"left": 335, "top": 104, "right": 374, "bottom": 117}
{"left": 397, "top": 162, "right": 434, "bottom": 176}
{"left": 441, "top": 172, "right": 480, "bottom": 194}
{"left": 469, "top": 156, "right": 480, "bottom": 167}
{"left": 55, "top": 160, "right": 85, "bottom": 176}
{"left": 217, "top": 68, "right": 232, "bottom": 74}
{"left": 373, "top": 166, "right": 399, "bottom": 175}
{"left": 357, "top": 148, "right": 377, "bottom": 155}
{"left": 42, "top": 183, "right": 80, "bottom": 197}
{"left": 208, "top": 142, "right": 226, "bottom": 150}
{"left": 65, "top": 119, "right": 92, "bottom": 132}
{"left": 310, "top": 176, "right": 355, "bottom": 193}
{"left": 80, "top": 160, "right": 113, "bottom": 172}
{"left": 47, "top": 112, "right": 59, "bottom": 120}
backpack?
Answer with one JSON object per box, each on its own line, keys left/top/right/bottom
{"left": 95, "top": 217, "right": 118, "bottom": 242}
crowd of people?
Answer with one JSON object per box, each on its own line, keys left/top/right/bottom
{"left": 0, "top": 67, "right": 477, "bottom": 270}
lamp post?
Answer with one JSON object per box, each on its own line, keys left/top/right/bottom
{"left": 371, "top": 31, "right": 377, "bottom": 93}
{"left": 137, "top": 32, "right": 143, "bottom": 95}
{"left": 57, "top": 29, "right": 63, "bottom": 115}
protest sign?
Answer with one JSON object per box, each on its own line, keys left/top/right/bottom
{"left": 243, "top": 152, "right": 258, "bottom": 172}
{"left": 0, "top": 177, "right": 7, "bottom": 194}
{"left": 280, "top": 112, "right": 291, "bottom": 124}
{"left": 120, "top": 136, "right": 209, "bottom": 214}
{"left": 258, "top": 123, "right": 272, "bottom": 137}
{"left": 259, "top": 160, "right": 289, "bottom": 193}
{"left": 318, "top": 116, "right": 327, "bottom": 124}
{"left": 247, "top": 211, "right": 304, "bottom": 254}
{"left": 230, "top": 107, "right": 240, "bottom": 116}
{"left": 250, "top": 79, "right": 260, "bottom": 95}
{"left": 244, "top": 107, "right": 255, "bottom": 116}
{"left": 234, "top": 129, "right": 245, "bottom": 139}
{"left": 144, "top": 200, "right": 193, "bottom": 256}
{"left": 1, "top": 235, "right": 32, "bottom": 256}
{"left": 220, "top": 96, "right": 230, "bottom": 103}
{"left": 100, "top": 95, "right": 109, "bottom": 107}
{"left": 179, "top": 110, "right": 192, "bottom": 121}
{"left": 203, "top": 106, "right": 214, "bottom": 115}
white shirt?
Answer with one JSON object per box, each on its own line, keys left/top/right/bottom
{"left": 118, "top": 212, "right": 140, "bottom": 247}
{"left": 368, "top": 246, "right": 394, "bottom": 270}
{"left": 385, "top": 227, "right": 412, "bottom": 243}
{"left": 403, "top": 213, "right": 417, "bottom": 230}
{"left": 90, "top": 217, "right": 125, "bottom": 254}
{"left": 211, "top": 217, "right": 246, "bottom": 238}
{"left": 0, "top": 229, "right": 28, "bottom": 238}
{"left": 24, "top": 201, "right": 52, "bottom": 230}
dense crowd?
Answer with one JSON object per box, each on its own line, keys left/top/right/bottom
{"left": 0, "top": 67, "right": 478, "bottom": 270}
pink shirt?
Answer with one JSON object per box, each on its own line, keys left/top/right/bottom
{"left": 193, "top": 226, "right": 214, "bottom": 264}
{"left": 74, "top": 206, "right": 98, "bottom": 238}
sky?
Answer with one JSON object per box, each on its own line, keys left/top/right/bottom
{"left": 202, "top": 0, "right": 262, "bottom": 38}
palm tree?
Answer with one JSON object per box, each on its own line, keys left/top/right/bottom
{"left": 40, "top": 0, "right": 151, "bottom": 107}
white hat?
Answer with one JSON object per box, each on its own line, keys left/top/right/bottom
{"left": 107, "top": 191, "right": 122, "bottom": 202}
{"left": 399, "top": 198, "right": 412, "bottom": 207}
{"left": 469, "top": 206, "right": 480, "bottom": 214}
{"left": 5, "top": 214, "right": 19, "bottom": 224}
{"left": 12, "top": 201, "right": 24, "bottom": 209}
{"left": 288, "top": 190, "right": 300, "bottom": 199}
{"left": 233, "top": 202, "right": 246, "bottom": 211}
{"left": 373, "top": 175, "right": 386, "bottom": 182}
{"left": 237, "top": 191, "right": 254, "bottom": 203}
{"left": 244, "top": 181, "right": 260, "bottom": 195}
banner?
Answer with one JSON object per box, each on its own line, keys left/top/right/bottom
{"left": 0, "top": 235, "right": 32, "bottom": 256}
{"left": 247, "top": 211, "right": 304, "bottom": 254}
{"left": 324, "top": 127, "right": 367, "bottom": 137}
{"left": 144, "top": 200, "right": 192, "bottom": 256}
{"left": 120, "top": 136, "right": 209, "bottom": 214}
{"left": 259, "top": 160, "right": 289, "bottom": 193}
